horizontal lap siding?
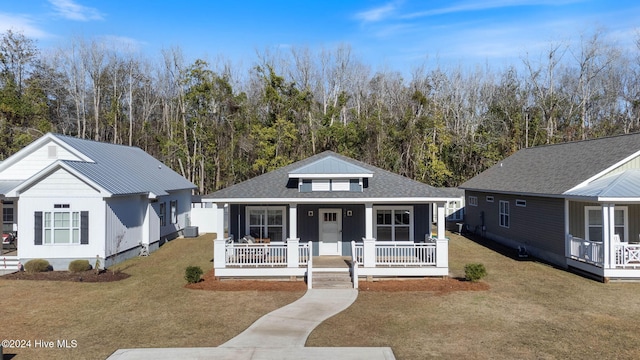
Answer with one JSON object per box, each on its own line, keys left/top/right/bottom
{"left": 569, "top": 202, "right": 640, "bottom": 243}
{"left": 465, "top": 191, "right": 565, "bottom": 257}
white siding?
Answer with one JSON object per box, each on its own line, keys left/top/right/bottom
{"left": 20, "top": 168, "right": 100, "bottom": 196}
{"left": 105, "top": 196, "right": 146, "bottom": 257}
{"left": 17, "top": 196, "right": 106, "bottom": 268}
{"left": 0, "top": 140, "right": 84, "bottom": 180}
{"left": 157, "top": 189, "right": 192, "bottom": 237}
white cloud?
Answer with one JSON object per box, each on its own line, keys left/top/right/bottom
{"left": 355, "top": 3, "right": 397, "bottom": 23}
{"left": 0, "top": 13, "right": 51, "bottom": 39}
{"left": 49, "top": 0, "right": 103, "bottom": 21}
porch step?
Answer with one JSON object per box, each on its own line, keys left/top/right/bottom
{"left": 312, "top": 270, "right": 353, "bottom": 289}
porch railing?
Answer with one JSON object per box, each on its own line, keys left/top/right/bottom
{"left": 568, "top": 235, "right": 603, "bottom": 266}
{"left": 614, "top": 243, "right": 640, "bottom": 267}
{"left": 222, "top": 239, "right": 310, "bottom": 268}
{"left": 352, "top": 240, "right": 437, "bottom": 267}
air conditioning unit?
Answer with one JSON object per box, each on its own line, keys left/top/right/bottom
{"left": 184, "top": 226, "right": 199, "bottom": 238}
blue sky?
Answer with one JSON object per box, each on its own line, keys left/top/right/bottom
{"left": 1, "top": 1, "right": 638, "bottom": 72}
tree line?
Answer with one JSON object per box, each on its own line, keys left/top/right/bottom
{"left": 0, "top": 29, "right": 639, "bottom": 194}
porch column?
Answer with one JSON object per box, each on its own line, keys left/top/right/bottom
{"left": 213, "top": 203, "right": 227, "bottom": 269}
{"left": 435, "top": 238, "right": 449, "bottom": 269}
{"left": 287, "top": 238, "right": 300, "bottom": 267}
{"left": 214, "top": 203, "right": 226, "bottom": 241}
{"left": 603, "top": 203, "right": 615, "bottom": 268}
{"left": 363, "top": 237, "right": 376, "bottom": 268}
{"left": 365, "top": 202, "right": 373, "bottom": 239}
{"left": 436, "top": 201, "right": 446, "bottom": 240}
{"left": 289, "top": 204, "right": 298, "bottom": 240}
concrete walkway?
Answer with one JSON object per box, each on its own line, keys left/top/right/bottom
{"left": 108, "top": 289, "right": 396, "bottom": 360}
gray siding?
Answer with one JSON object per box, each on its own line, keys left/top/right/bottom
{"left": 465, "top": 191, "right": 565, "bottom": 263}
{"left": 569, "top": 201, "right": 640, "bottom": 243}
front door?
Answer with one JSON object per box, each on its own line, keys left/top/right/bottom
{"left": 319, "top": 209, "right": 342, "bottom": 255}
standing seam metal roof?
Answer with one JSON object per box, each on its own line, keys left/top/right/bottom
{"left": 53, "top": 134, "right": 195, "bottom": 196}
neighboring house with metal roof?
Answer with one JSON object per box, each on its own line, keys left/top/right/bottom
{"left": 0, "top": 133, "right": 195, "bottom": 270}
{"left": 460, "top": 133, "right": 640, "bottom": 281}
{"left": 201, "top": 151, "right": 455, "bottom": 283}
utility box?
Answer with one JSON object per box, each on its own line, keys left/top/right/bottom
{"left": 184, "top": 226, "right": 199, "bottom": 238}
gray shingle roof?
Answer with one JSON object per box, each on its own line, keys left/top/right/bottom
{"left": 54, "top": 134, "right": 195, "bottom": 196}
{"left": 203, "top": 151, "right": 454, "bottom": 201}
{"left": 460, "top": 133, "right": 640, "bottom": 196}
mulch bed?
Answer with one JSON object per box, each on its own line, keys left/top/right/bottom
{"left": 185, "top": 269, "right": 490, "bottom": 293}
{"left": 1, "top": 269, "right": 130, "bottom": 282}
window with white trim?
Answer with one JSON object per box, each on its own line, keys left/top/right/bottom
{"left": 585, "top": 206, "right": 628, "bottom": 242}
{"left": 44, "top": 211, "right": 80, "bottom": 244}
{"left": 246, "top": 206, "right": 286, "bottom": 241}
{"left": 159, "top": 202, "right": 166, "bottom": 226}
{"left": 446, "top": 200, "right": 463, "bottom": 221}
{"left": 516, "top": 199, "right": 527, "bottom": 207}
{"left": 170, "top": 200, "right": 177, "bottom": 224}
{"left": 499, "top": 201, "right": 510, "bottom": 228}
{"left": 486, "top": 196, "right": 494, "bottom": 202}
{"left": 375, "top": 206, "right": 413, "bottom": 241}
{"left": 3, "top": 201, "right": 14, "bottom": 233}
{"left": 468, "top": 196, "right": 478, "bottom": 206}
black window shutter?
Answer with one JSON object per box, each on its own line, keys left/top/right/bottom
{"left": 81, "top": 211, "right": 89, "bottom": 244}
{"left": 34, "top": 212, "right": 43, "bottom": 245}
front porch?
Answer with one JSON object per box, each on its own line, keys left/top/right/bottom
{"left": 213, "top": 237, "right": 449, "bottom": 287}
{"left": 567, "top": 235, "right": 640, "bottom": 279}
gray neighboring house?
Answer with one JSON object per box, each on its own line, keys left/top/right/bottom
{"left": 203, "top": 151, "right": 455, "bottom": 279}
{"left": 460, "top": 133, "right": 640, "bottom": 281}
{"left": 0, "top": 133, "right": 195, "bottom": 271}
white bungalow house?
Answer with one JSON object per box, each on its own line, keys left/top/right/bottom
{"left": 0, "top": 133, "right": 195, "bottom": 271}
{"left": 460, "top": 133, "right": 640, "bottom": 281}
{"left": 201, "top": 151, "right": 455, "bottom": 284}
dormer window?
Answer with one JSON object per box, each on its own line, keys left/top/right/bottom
{"left": 289, "top": 155, "right": 372, "bottom": 193}
{"left": 300, "top": 179, "right": 361, "bottom": 192}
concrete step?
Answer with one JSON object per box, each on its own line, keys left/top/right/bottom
{"left": 312, "top": 271, "right": 353, "bottom": 289}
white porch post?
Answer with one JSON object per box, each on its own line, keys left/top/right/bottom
{"left": 363, "top": 238, "right": 376, "bottom": 268}
{"left": 289, "top": 204, "right": 298, "bottom": 240}
{"left": 287, "top": 238, "right": 300, "bottom": 268}
{"left": 214, "top": 203, "right": 226, "bottom": 240}
{"left": 435, "top": 238, "right": 449, "bottom": 269}
{"left": 436, "top": 201, "right": 446, "bottom": 239}
{"left": 213, "top": 203, "right": 227, "bottom": 269}
{"left": 603, "top": 203, "right": 615, "bottom": 268}
{"left": 365, "top": 202, "right": 373, "bottom": 239}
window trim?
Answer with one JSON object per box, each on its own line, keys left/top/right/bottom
{"left": 170, "top": 200, "right": 178, "bottom": 224}
{"left": 446, "top": 200, "right": 463, "bottom": 221}
{"left": 159, "top": 202, "right": 166, "bottom": 227}
{"left": 42, "top": 210, "right": 81, "bottom": 244}
{"left": 515, "top": 199, "right": 527, "bottom": 207}
{"left": 585, "top": 206, "right": 628, "bottom": 242}
{"left": 468, "top": 196, "right": 478, "bottom": 207}
{"left": 245, "top": 206, "right": 287, "bottom": 242}
{"left": 499, "top": 200, "right": 510, "bottom": 228}
{"left": 373, "top": 206, "right": 414, "bottom": 241}
{"left": 486, "top": 196, "right": 494, "bottom": 203}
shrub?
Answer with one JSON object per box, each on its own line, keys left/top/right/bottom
{"left": 68, "top": 259, "right": 92, "bottom": 272}
{"left": 184, "top": 266, "right": 203, "bottom": 284}
{"left": 24, "top": 259, "right": 52, "bottom": 273}
{"left": 464, "top": 263, "right": 487, "bottom": 282}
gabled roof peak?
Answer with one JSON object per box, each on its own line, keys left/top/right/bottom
{"left": 288, "top": 153, "right": 373, "bottom": 178}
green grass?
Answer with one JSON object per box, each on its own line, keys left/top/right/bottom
{"left": 2, "top": 232, "right": 640, "bottom": 359}
{"left": 0, "top": 234, "right": 303, "bottom": 360}
{"left": 307, "top": 234, "right": 640, "bottom": 359}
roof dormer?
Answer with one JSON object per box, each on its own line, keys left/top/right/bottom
{"left": 288, "top": 155, "right": 373, "bottom": 193}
